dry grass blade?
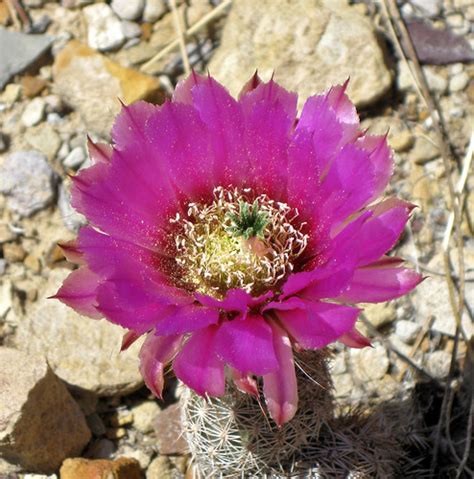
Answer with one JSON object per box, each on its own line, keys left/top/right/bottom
{"left": 169, "top": 0, "right": 191, "bottom": 75}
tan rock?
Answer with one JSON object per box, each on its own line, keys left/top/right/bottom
{"left": 53, "top": 41, "right": 165, "bottom": 137}
{"left": 60, "top": 457, "right": 141, "bottom": 479}
{"left": 0, "top": 348, "right": 91, "bottom": 473}
{"left": 21, "top": 75, "right": 48, "bottom": 98}
{"left": 2, "top": 242, "right": 27, "bottom": 262}
{"left": 208, "top": 0, "right": 392, "bottom": 109}
{"left": 153, "top": 403, "right": 188, "bottom": 455}
{"left": 364, "top": 302, "right": 397, "bottom": 329}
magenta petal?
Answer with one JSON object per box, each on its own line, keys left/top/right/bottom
{"left": 87, "top": 139, "right": 112, "bottom": 165}
{"left": 231, "top": 367, "right": 259, "bottom": 397}
{"left": 195, "top": 289, "right": 273, "bottom": 315}
{"left": 121, "top": 330, "right": 141, "bottom": 351}
{"left": 173, "top": 326, "right": 225, "bottom": 397}
{"left": 215, "top": 314, "right": 278, "bottom": 375}
{"left": 339, "top": 265, "right": 423, "bottom": 303}
{"left": 139, "top": 332, "right": 183, "bottom": 398}
{"left": 276, "top": 301, "right": 360, "bottom": 349}
{"left": 58, "top": 239, "right": 84, "bottom": 265}
{"left": 154, "top": 304, "right": 219, "bottom": 336}
{"left": 172, "top": 71, "right": 207, "bottom": 104}
{"left": 339, "top": 327, "right": 371, "bottom": 348}
{"left": 237, "top": 71, "right": 263, "bottom": 99}
{"left": 263, "top": 322, "right": 298, "bottom": 426}
{"left": 53, "top": 267, "right": 101, "bottom": 319}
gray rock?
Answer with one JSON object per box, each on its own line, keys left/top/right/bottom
{"left": 0, "top": 348, "right": 91, "bottom": 474}
{"left": 58, "top": 180, "right": 87, "bottom": 232}
{"left": 395, "top": 319, "right": 421, "bottom": 344}
{"left": 63, "top": 146, "right": 86, "bottom": 170}
{"left": 410, "top": 0, "right": 442, "bottom": 18}
{"left": 121, "top": 21, "right": 142, "bottom": 40}
{"left": 14, "top": 269, "right": 144, "bottom": 396}
{"left": 84, "top": 3, "right": 125, "bottom": 52}
{"left": 350, "top": 344, "right": 390, "bottom": 382}
{"left": 111, "top": 0, "right": 145, "bottom": 21}
{"left": 0, "top": 28, "right": 53, "bottom": 90}
{"left": 21, "top": 97, "right": 46, "bottom": 127}
{"left": 24, "top": 124, "right": 61, "bottom": 160}
{"left": 425, "top": 350, "right": 451, "bottom": 379}
{"left": 208, "top": 0, "right": 392, "bottom": 108}
{"left": 0, "top": 150, "right": 57, "bottom": 217}
{"left": 423, "top": 67, "right": 448, "bottom": 93}
{"left": 449, "top": 71, "right": 469, "bottom": 92}
{"left": 143, "top": 0, "right": 166, "bottom": 22}
{"left": 153, "top": 403, "right": 188, "bottom": 455}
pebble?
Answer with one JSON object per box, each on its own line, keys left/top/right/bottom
{"left": 21, "top": 97, "right": 46, "bottom": 127}
{"left": 23, "top": 475, "right": 58, "bottom": 479}
{"left": 409, "top": 136, "right": 439, "bottom": 164}
{"left": 153, "top": 403, "right": 189, "bottom": 455}
{"left": 0, "top": 281, "right": 12, "bottom": 318}
{"left": 0, "top": 259, "right": 6, "bottom": 275}
{"left": 425, "top": 350, "right": 451, "bottom": 379}
{"left": 143, "top": 0, "right": 166, "bottom": 22}
{"left": 146, "top": 456, "right": 175, "bottom": 479}
{"left": 449, "top": 71, "right": 470, "bottom": 92}
{"left": 24, "top": 253, "right": 42, "bottom": 273}
{"left": 131, "top": 400, "right": 161, "bottom": 434}
{"left": 121, "top": 20, "right": 142, "bottom": 40}
{"left": 0, "top": 83, "right": 21, "bottom": 105}
{"left": 3, "top": 242, "right": 27, "bottom": 262}
{"left": 86, "top": 413, "right": 107, "bottom": 437}
{"left": 364, "top": 303, "right": 397, "bottom": 329}
{"left": 0, "top": 348, "right": 91, "bottom": 473}
{"left": 111, "top": 0, "right": 145, "bottom": 21}
{"left": 0, "top": 28, "right": 53, "bottom": 89}
{"left": 389, "top": 130, "right": 414, "bottom": 153}
{"left": 0, "top": 150, "right": 57, "bottom": 217}
{"left": 58, "top": 181, "right": 87, "bottom": 231}
{"left": 86, "top": 438, "right": 116, "bottom": 459}
{"left": 84, "top": 3, "right": 125, "bottom": 51}
{"left": 63, "top": 146, "right": 86, "bottom": 170}
{"left": 24, "top": 124, "right": 61, "bottom": 160}
{"left": 0, "top": 224, "right": 15, "bottom": 244}
{"left": 395, "top": 320, "right": 421, "bottom": 345}
{"left": 14, "top": 269, "right": 145, "bottom": 396}
{"left": 60, "top": 457, "right": 142, "bottom": 479}
{"left": 116, "top": 447, "right": 152, "bottom": 470}
{"left": 350, "top": 344, "right": 390, "bottom": 382}
{"left": 21, "top": 75, "right": 48, "bottom": 98}
{"left": 423, "top": 67, "right": 448, "bottom": 94}
{"left": 410, "top": 0, "right": 441, "bottom": 17}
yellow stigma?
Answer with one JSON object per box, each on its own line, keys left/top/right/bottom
{"left": 171, "top": 187, "right": 308, "bottom": 298}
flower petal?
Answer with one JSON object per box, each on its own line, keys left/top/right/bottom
{"left": 339, "top": 327, "right": 371, "bottom": 348}
{"left": 139, "top": 332, "right": 183, "bottom": 398}
{"left": 263, "top": 322, "right": 298, "bottom": 426}
{"left": 173, "top": 326, "right": 225, "bottom": 397}
{"left": 53, "top": 267, "right": 102, "bottom": 319}
{"left": 215, "top": 314, "right": 278, "bottom": 375}
{"left": 172, "top": 70, "right": 206, "bottom": 104}
{"left": 230, "top": 367, "right": 259, "bottom": 397}
{"left": 154, "top": 304, "right": 219, "bottom": 336}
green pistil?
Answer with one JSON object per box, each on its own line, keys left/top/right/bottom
{"left": 226, "top": 200, "right": 269, "bottom": 240}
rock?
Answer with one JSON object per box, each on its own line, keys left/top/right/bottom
{"left": 395, "top": 320, "right": 421, "bottom": 344}
{"left": 21, "top": 75, "right": 48, "bottom": 98}
{"left": 116, "top": 446, "right": 152, "bottom": 470}
{"left": 14, "top": 268, "right": 144, "bottom": 396}
{"left": 111, "top": 0, "right": 145, "bottom": 21}
{"left": 0, "top": 28, "right": 53, "bottom": 90}
{"left": 3, "top": 242, "right": 27, "bottom": 262}
{"left": 409, "top": 136, "right": 439, "bottom": 164}
{"left": 153, "top": 403, "right": 188, "bottom": 455}
{"left": 58, "top": 180, "right": 87, "bottom": 231}
{"left": 364, "top": 302, "right": 397, "bottom": 329}
{"left": 0, "top": 150, "right": 56, "bottom": 217}
{"left": 413, "top": 252, "right": 473, "bottom": 337}
{"left": 84, "top": 3, "right": 125, "bottom": 52}
{"left": 132, "top": 401, "right": 161, "bottom": 434}
{"left": 350, "top": 344, "right": 390, "bottom": 382}
{"left": 410, "top": 0, "right": 441, "bottom": 17}
{"left": 389, "top": 130, "right": 414, "bottom": 153}
{"left": 146, "top": 456, "right": 174, "bottom": 479}
{"left": 0, "top": 131, "right": 7, "bottom": 152}
{"left": 0, "top": 348, "right": 91, "bottom": 473}
{"left": 24, "top": 124, "right": 61, "bottom": 160}
{"left": 449, "top": 71, "right": 469, "bottom": 92}
{"left": 332, "top": 372, "right": 356, "bottom": 400}
{"left": 21, "top": 97, "right": 46, "bottom": 127}
{"left": 0, "top": 83, "right": 21, "bottom": 105}
{"left": 23, "top": 474, "right": 58, "bottom": 479}
{"left": 143, "top": 0, "right": 166, "bottom": 22}
{"left": 425, "top": 350, "right": 451, "bottom": 379}
{"left": 423, "top": 67, "right": 448, "bottom": 93}
{"left": 121, "top": 20, "right": 142, "bottom": 40}
{"left": 208, "top": 0, "right": 391, "bottom": 108}
{"left": 60, "top": 457, "right": 141, "bottom": 479}
{"left": 53, "top": 41, "right": 164, "bottom": 137}
{"left": 63, "top": 146, "right": 86, "bottom": 170}
{"left": 0, "top": 281, "right": 12, "bottom": 318}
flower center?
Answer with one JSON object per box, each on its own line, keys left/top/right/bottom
{"left": 172, "top": 187, "right": 309, "bottom": 298}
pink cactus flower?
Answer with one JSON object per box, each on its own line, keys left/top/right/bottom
{"left": 55, "top": 73, "right": 422, "bottom": 426}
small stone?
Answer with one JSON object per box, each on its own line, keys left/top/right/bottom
{"left": 449, "top": 71, "right": 469, "bottom": 92}
{"left": 0, "top": 223, "right": 16, "bottom": 243}
{"left": 146, "top": 456, "right": 174, "bottom": 479}
{"left": 0, "top": 281, "right": 12, "bottom": 318}
{"left": 132, "top": 400, "right": 161, "bottom": 434}
{"left": 389, "top": 130, "right": 414, "bottom": 153}
{"left": 24, "top": 253, "right": 42, "bottom": 273}
{"left": 14, "top": 268, "right": 144, "bottom": 396}
{"left": 23, "top": 474, "right": 58, "bottom": 479}
{"left": 108, "top": 410, "right": 134, "bottom": 427}
{"left": 0, "top": 150, "right": 56, "bottom": 217}
{"left": 0, "top": 83, "right": 21, "bottom": 105}
{"left": 63, "top": 146, "right": 86, "bottom": 170}
{"left": 86, "top": 438, "right": 116, "bottom": 459}
{"left": 409, "top": 136, "right": 439, "bottom": 164}
{"left": 21, "top": 97, "right": 46, "bottom": 127}
{"left": 0, "top": 259, "right": 6, "bottom": 275}
{"left": 423, "top": 67, "right": 448, "bottom": 94}
{"left": 153, "top": 403, "right": 188, "bottom": 455}
{"left": 410, "top": 0, "right": 441, "bottom": 17}
{"left": 364, "top": 302, "right": 397, "bottom": 329}
{"left": 143, "top": 0, "right": 166, "bottom": 22}
{"left": 0, "top": 348, "right": 91, "bottom": 473}
{"left": 425, "top": 350, "right": 451, "bottom": 379}
{"left": 44, "top": 94, "right": 64, "bottom": 113}
{"left": 25, "top": 124, "right": 61, "bottom": 160}
{"left": 3, "top": 242, "right": 27, "bottom": 262}
{"left": 332, "top": 372, "right": 355, "bottom": 399}
{"left": 84, "top": 3, "right": 125, "bottom": 52}
{"left": 58, "top": 181, "right": 87, "bottom": 232}
{"left": 117, "top": 447, "right": 152, "bottom": 470}
{"left": 86, "top": 413, "right": 107, "bottom": 437}
{"left": 350, "top": 344, "right": 389, "bottom": 381}
{"left": 395, "top": 320, "right": 421, "bottom": 345}
{"left": 112, "top": 0, "right": 145, "bottom": 21}
{"left": 121, "top": 20, "right": 142, "bottom": 40}
{"left": 53, "top": 41, "right": 164, "bottom": 137}
{"left": 21, "top": 75, "right": 47, "bottom": 98}
{"left": 60, "top": 457, "right": 142, "bottom": 479}
{"left": 106, "top": 427, "right": 127, "bottom": 440}
{"left": 0, "top": 28, "right": 53, "bottom": 89}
